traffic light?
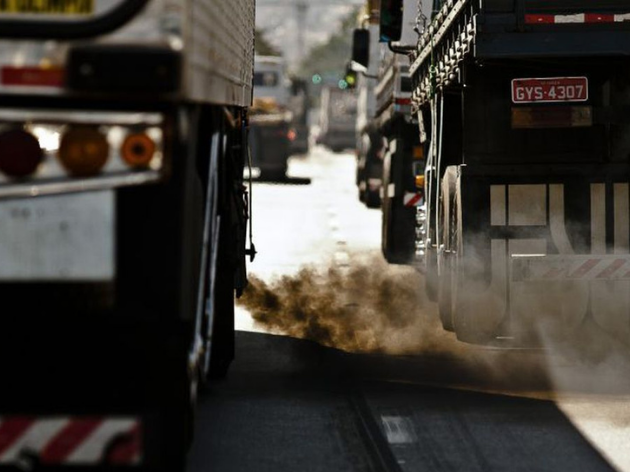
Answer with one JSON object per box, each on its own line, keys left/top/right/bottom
{"left": 344, "top": 62, "right": 357, "bottom": 90}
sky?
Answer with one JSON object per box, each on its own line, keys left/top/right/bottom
{"left": 255, "top": 3, "right": 358, "bottom": 70}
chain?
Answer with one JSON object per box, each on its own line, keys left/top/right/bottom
{"left": 414, "top": 0, "right": 428, "bottom": 36}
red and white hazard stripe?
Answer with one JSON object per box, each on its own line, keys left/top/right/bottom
{"left": 526, "top": 13, "right": 630, "bottom": 24}
{"left": 0, "top": 416, "right": 142, "bottom": 466}
{"left": 512, "top": 255, "right": 630, "bottom": 282}
{"left": 403, "top": 192, "right": 423, "bottom": 207}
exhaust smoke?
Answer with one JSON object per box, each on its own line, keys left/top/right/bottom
{"left": 238, "top": 253, "right": 449, "bottom": 354}
{"left": 238, "top": 250, "right": 630, "bottom": 397}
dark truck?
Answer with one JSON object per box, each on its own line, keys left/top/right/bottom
{"left": 250, "top": 55, "right": 292, "bottom": 180}
{"left": 379, "top": 0, "right": 630, "bottom": 346}
{"left": 0, "top": 0, "right": 254, "bottom": 469}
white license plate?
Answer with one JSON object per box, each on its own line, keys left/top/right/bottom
{"left": 0, "top": 191, "right": 115, "bottom": 280}
{"left": 512, "top": 77, "right": 588, "bottom": 103}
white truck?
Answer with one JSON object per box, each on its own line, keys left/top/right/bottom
{"left": 0, "top": 0, "right": 255, "bottom": 470}
{"left": 318, "top": 84, "right": 357, "bottom": 153}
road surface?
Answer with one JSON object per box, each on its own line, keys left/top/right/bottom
{"left": 188, "top": 146, "right": 630, "bottom": 472}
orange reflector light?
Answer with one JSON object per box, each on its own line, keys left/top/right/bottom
{"left": 413, "top": 146, "right": 424, "bottom": 159}
{"left": 511, "top": 106, "right": 593, "bottom": 129}
{"left": 287, "top": 129, "right": 297, "bottom": 142}
{"left": 0, "top": 129, "right": 43, "bottom": 178}
{"left": 121, "top": 133, "right": 156, "bottom": 169}
{"left": 58, "top": 127, "right": 109, "bottom": 177}
{"left": 415, "top": 175, "right": 425, "bottom": 189}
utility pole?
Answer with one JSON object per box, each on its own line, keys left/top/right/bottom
{"left": 295, "top": 2, "right": 308, "bottom": 61}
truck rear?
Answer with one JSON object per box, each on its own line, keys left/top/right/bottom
{"left": 0, "top": 0, "right": 254, "bottom": 469}
{"left": 318, "top": 85, "right": 357, "bottom": 153}
{"left": 402, "top": 0, "right": 630, "bottom": 344}
{"left": 250, "top": 55, "right": 292, "bottom": 180}
{"left": 351, "top": 0, "right": 429, "bottom": 259}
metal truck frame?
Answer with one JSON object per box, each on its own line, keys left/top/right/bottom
{"left": 0, "top": 0, "right": 254, "bottom": 469}
{"left": 382, "top": 0, "right": 630, "bottom": 346}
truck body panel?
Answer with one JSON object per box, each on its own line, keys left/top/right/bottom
{"left": 0, "top": 0, "right": 255, "bottom": 106}
{"left": 318, "top": 85, "right": 357, "bottom": 153}
{"left": 0, "top": 0, "right": 255, "bottom": 468}
{"left": 405, "top": 0, "right": 630, "bottom": 345}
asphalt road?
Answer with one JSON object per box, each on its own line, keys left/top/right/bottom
{"left": 187, "top": 146, "right": 630, "bottom": 472}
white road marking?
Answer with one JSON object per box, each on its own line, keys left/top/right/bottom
{"left": 380, "top": 416, "right": 416, "bottom": 444}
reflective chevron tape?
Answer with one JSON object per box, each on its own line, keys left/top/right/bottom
{"left": 512, "top": 255, "right": 630, "bottom": 281}
{"left": 526, "top": 13, "right": 630, "bottom": 24}
{"left": 0, "top": 416, "right": 141, "bottom": 466}
{"left": 403, "top": 192, "right": 423, "bottom": 207}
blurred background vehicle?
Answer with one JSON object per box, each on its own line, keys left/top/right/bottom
{"left": 317, "top": 85, "right": 357, "bottom": 153}
{"left": 250, "top": 55, "right": 293, "bottom": 180}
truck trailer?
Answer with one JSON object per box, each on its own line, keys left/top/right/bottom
{"left": 378, "top": 0, "right": 630, "bottom": 347}
{"left": 351, "top": 0, "right": 429, "bottom": 260}
{"left": 0, "top": 0, "right": 255, "bottom": 469}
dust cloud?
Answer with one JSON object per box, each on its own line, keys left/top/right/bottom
{"left": 238, "top": 251, "right": 630, "bottom": 397}
{"left": 238, "top": 253, "right": 450, "bottom": 355}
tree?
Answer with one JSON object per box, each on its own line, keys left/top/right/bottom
{"left": 255, "top": 29, "right": 282, "bottom": 57}
{"left": 298, "top": 8, "right": 359, "bottom": 80}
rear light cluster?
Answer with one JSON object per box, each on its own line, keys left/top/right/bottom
{"left": 0, "top": 110, "right": 164, "bottom": 193}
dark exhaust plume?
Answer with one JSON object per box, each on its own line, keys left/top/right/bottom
{"left": 238, "top": 253, "right": 448, "bottom": 354}
{"left": 239, "top": 251, "right": 630, "bottom": 396}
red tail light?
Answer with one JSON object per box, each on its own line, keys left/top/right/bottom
{"left": 0, "top": 129, "right": 43, "bottom": 178}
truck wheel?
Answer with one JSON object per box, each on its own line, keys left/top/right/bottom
{"left": 437, "top": 167, "right": 457, "bottom": 331}
{"left": 209, "top": 256, "right": 235, "bottom": 380}
{"left": 208, "top": 221, "right": 236, "bottom": 377}
{"left": 207, "top": 121, "right": 237, "bottom": 380}
{"left": 450, "top": 172, "right": 494, "bottom": 345}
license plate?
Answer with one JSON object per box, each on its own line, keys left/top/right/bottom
{"left": 0, "top": 191, "right": 115, "bottom": 280}
{"left": 0, "top": 0, "right": 93, "bottom": 15}
{"left": 511, "top": 77, "right": 588, "bottom": 104}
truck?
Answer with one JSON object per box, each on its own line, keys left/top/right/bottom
{"left": 351, "top": 5, "right": 384, "bottom": 209}
{"left": 377, "top": 0, "right": 630, "bottom": 346}
{"left": 249, "top": 55, "right": 292, "bottom": 180}
{"left": 287, "top": 77, "right": 311, "bottom": 156}
{"left": 0, "top": 0, "right": 254, "bottom": 470}
{"left": 317, "top": 84, "right": 357, "bottom": 153}
{"left": 351, "top": 0, "right": 429, "bottom": 261}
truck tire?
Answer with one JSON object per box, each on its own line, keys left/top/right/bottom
{"left": 437, "top": 167, "right": 457, "bottom": 331}
{"left": 208, "top": 234, "right": 235, "bottom": 379}
{"left": 450, "top": 171, "right": 494, "bottom": 345}
{"left": 381, "top": 140, "right": 415, "bottom": 264}
{"left": 206, "top": 111, "right": 238, "bottom": 380}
